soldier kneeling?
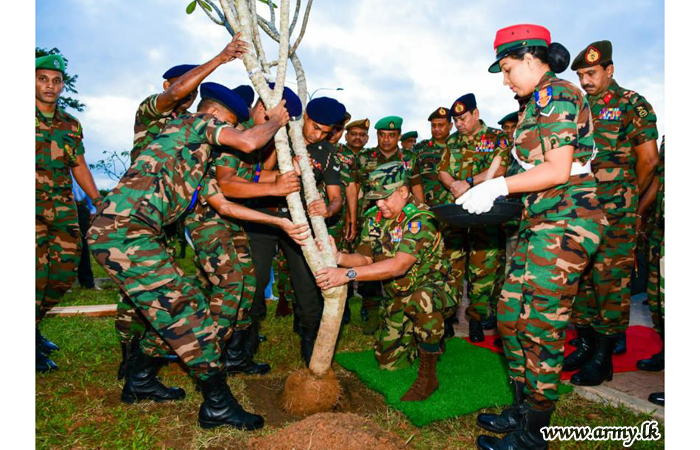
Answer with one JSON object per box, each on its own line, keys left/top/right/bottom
{"left": 315, "top": 161, "right": 457, "bottom": 401}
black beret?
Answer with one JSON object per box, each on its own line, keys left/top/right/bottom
{"left": 233, "top": 85, "right": 255, "bottom": 108}
{"left": 268, "top": 83, "right": 303, "bottom": 119}
{"left": 450, "top": 93, "right": 477, "bottom": 118}
{"left": 571, "top": 40, "right": 613, "bottom": 70}
{"left": 306, "top": 97, "right": 347, "bottom": 126}
{"left": 162, "top": 64, "right": 198, "bottom": 80}
{"left": 498, "top": 111, "right": 519, "bottom": 125}
{"left": 199, "top": 82, "right": 250, "bottom": 122}
{"left": 428, "top": 106, "right": 450, "bottom": 121}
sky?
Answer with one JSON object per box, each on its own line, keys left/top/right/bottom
{"left": 36, "top": 0, "right": 665, "bottom": 189}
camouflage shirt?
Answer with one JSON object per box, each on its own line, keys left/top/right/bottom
{"left": 513, "top": 72, "right": 605, "bottom": 227}
{"left": 439, "top": 122, "right": 510, "bottom": 201}
{"left": 97, "top": 113, "right": 232, "bottom": 232}
{"left": 131, "top": 93, "right": 181, "bottom": 161}
{"left": 36, "top": 106, "right": 85, "bottom": 204}
{"left": 587, "top": 79, "right": 659, "bottom": 184}
{"left": 357, "top": 147, "right": 419, "bottom": 214}
{"left": 414, "top": 138, "right": 450, "bottom": 207}
{"left": 357, "top": 197, "right": 455, "bottom": 304}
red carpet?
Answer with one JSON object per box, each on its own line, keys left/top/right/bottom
{"left": 468, "top": 325, "right": 662, "bottom": 380}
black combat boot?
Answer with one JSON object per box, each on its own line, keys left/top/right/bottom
{"left": 36, "top": 347, "right": 58, "bottom": 373}
{"left": 444, "top": 314, "right": 457, "bottom": 339}
{"left": 222, "top": 328, "right": 270, "bottom": 375}
{"left": 477, "top": 380, "right": 525, "bottom": 433}
{"left": 477, "top": 403, "right": 554, "bottom": 450}
{"left": 198, "top": 372, "right": 264, "bottom": 430}
{"left": 36, "top": 327, "right": 59, "bottom": 354}
{"left": 299, "top": 324, "right": 318, "bottom": 367}
{"left": 482, "top": 313, "right": 497, "bottom": 331}
{"left": 637, "top": 348, "right": 664, "bottom": 371}
{"left": 121, "top": 346, "right": 186, "bottom": 403}
{"left": 612, "top": 331, "right": 627, "bottom": 355}
{"left": 117, "top": 338, "right": 140, "bottom": 380}
{"left": 469, "top": 318, "right": 485, "bottom": 343}
{"left": 562, "top": 325, "right": 595, "bottom": 372}
{"left": 648, "top": 392, "right": 664, "bottom": 406}
{"left": 570, "top": 332, "right": 615, "bottom": 386}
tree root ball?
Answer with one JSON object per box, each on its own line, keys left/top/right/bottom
{"left": 282, "top": 368, "right": 342, "bottom": 415}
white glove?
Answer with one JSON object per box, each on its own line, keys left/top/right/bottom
{"left": 455, "top": 176, "right": 509, "bottom": 214}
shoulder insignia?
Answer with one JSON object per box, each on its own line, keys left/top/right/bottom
{"left": 407, "top": 221, "right": 421, "bottom": 234}
{"left": 635, "top": 105, "right": 649, "bottom": 118}
{"left": 535, "top": 86, "right": 552, "bottom": 108}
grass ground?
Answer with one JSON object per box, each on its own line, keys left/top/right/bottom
{"left": 37, "top": 281, "right": 664, "bottom": 449}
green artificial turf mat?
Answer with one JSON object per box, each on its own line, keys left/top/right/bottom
{"left": 335, "top": 338, "right": 573, "bottom": 426}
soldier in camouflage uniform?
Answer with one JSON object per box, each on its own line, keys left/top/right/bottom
{"left": 327, "top": 112, "right": 358, "bottom": 250}
{"left": 463, "top": 26, "right": 607, "bottom": 450}
{"left": 564, "top": 41, "right": 660, "bottom": 387}
{"left": 438, "top": 93, "right": 510, "bottom": 343}
{"left": 637, "top": 136, "right": 664, "bottom": 374}
{"left": 88, "top": 82, "right": 289, "bottom": 430}
{"left": 400, "top": 131, "right": 418, "bottom": 151}
{"left": 413, "top": 107, "right": 452, "bottom": 208}
{"left": 355, "top": 116, "right": 424, "bottom": 334}
{"left": 35, "top": 54, "right": 102, "bottom": 372}
{"left": 114, "top": 36, "right": 249, "bottom": 379}
{"left": 316, "top": 162, "right": 457, "bottom": 402}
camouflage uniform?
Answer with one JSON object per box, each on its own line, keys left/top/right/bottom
{"left": 329, "top": 143, "right": 360, "bottom": 250}
{"left": 115, "top": 94, "right": 187, "bottom": 345}
{"left": 413, "top": 138, "right": 450, "bottom": 207}
{"left": 358, "top": 198, "right": 457, "bottom": 370}
{"left": 88, "top": 113, "right": 236, "bottom": 381}
{"left": 438, "top": 122, "right": 510, "bottom": 321}
{"left": 572, "top": 79, "right": 659, "bottom": 336}
{"left": 355, "top": 147, "right": 420, "bottom": 312}
{"left": 36, "top": 107, "right": 85, "bottom": 323}
{"left": 499, "top": 73, "right": 606, "bottom": 406}
{"left": 647, "top": 138, "right": 664, "bottom": 333}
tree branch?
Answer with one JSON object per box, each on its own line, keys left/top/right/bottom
{"left": 290, "top": 0, "right": 301, "bottom": 34}
{"left": 289, "top": 0, "right": 312, "bottom": 56}
{"left": 249, "top": 0, "right": 271, "bottom": 73}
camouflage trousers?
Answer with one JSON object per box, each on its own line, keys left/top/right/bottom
{"left": 572, "top": 184, "right": 637, "bottom": 335}
{"left": 499, "top": 219, "right": 603, "bottom": 406}
{"left": 375, "top": 283, "right": 457, "bottom": 370}
{"left": 88, "top": 215, "right": 222, "bottom": 381}
{"left": 443, "top": 225, "right": 503, "bottom": 320}
{"left": 646, "top": 227, "right": 664, "bottom": 334}
{"left": 275, "top": 246, "right": 297, "bottom": 304}
{"left": 188, "top": 219, "right": 255, "bottom": 345}
{"left": 36, "top": 202, "right": 82, "bottom": 324}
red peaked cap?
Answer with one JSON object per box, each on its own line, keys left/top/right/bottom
{"left": 493, "top": 24, "right": 551, "bottom": 51}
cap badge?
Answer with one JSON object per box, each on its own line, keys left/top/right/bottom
{"left": 53, "top": 59, "right": 60, "bottom": 68}
{"left": 585, "top": 46, "right": 601, "bottom": 65}
{"left": 438, "top": 108, "right": 447, "bottom": 116}
{"left": 389, "top": 121, "right": 395, "bottom": 129}
{"left": 364, "top": 119, "right": 370, "bottom": 128}
{"left": 454, "top": 102, "right": 465, "bottom": 114}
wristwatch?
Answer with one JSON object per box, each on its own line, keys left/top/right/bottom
{"left": 346, "top": 268, "right": 357, "bottom": 280}
{"left": 466, "top": 176, "right": 474, "bottom": 188}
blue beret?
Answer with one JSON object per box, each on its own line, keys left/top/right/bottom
{"left": 268, "top": 83, "right": 303, "bottom": 119}
{"left": 199, "top": 82, "right": 250, "bottom": 122}
{"left": 233, "top": 85, "right": 255, "bottom": 107}
{"left": 306, "top": 97, "right": 346, "bottom": 126}
{"left": 162, "top": 64, "right": 198, "bottom": 80}
{"left": 450, "top": 93, "right": 477, "bottom": 118}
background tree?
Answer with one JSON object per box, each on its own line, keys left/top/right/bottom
{"left": 35, "top": 47, "right": 86, "bottom": 113}
{"left": 88, "top": 150, "right": 131, "bottom": 182}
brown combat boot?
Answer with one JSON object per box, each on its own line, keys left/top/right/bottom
{"left": 400, "top": 348, "right": 439, "bottom": 401}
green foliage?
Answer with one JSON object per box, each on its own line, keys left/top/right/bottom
{"left": 185, "top": 0, "right": 197, "bottom": 14}
{"left": 35, "top": 47, "right": 86, "bottom": 113}
{"left": 258, "top": 0, "right": 278, "bottom": 8}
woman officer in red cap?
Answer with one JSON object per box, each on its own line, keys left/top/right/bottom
{"left": 456, "top": 24, "right": 606, "bottom": 450}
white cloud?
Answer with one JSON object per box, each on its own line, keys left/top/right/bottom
{"left": 80, "top": 94, "right": 141, "bottom": 160}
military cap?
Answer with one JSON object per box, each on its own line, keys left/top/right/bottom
{"left": 428, "top": 106, "right": 450, "bottom": 121}
{"left": 162, "top": 64, "right": 198, "bottom": 79}
{"left": 498, "top": 111, "right": 519, "bottom": 125}
{"left": 450, "top": 94, "right": 477, "bottom": 118}
{"left": 200, "top": 82, "right": 250, "bottom": 122}
{"left": 340, "top": 111, "right": 352, "bottom": 126}
{"left": 268, "top": 83, "right": 303, "bottom": 119}
{"left": 489, "top": 24, "right": 551, "bottom": 73}
{"left": 306, "top": 97, "right": 346, "bottom": 126}
{"left": 365, "top": 162, "right": 407, "bottom": 200}
{"left": 346, "top": 118, "right": 370, "bottom": 130}
{"left": 571, "top": 40, "right": 613, "bottom": 70}
{"left": 233, "top": 85, "right": 255, "bottom": 107}
{"left": 400, "top": 131, "right": 418, "bottom": 141}
{"left": 36, "top": 54, "right": 65, "bottom": 74}
{"left": 375, "top": 116, "right": 403, "bottom": 131}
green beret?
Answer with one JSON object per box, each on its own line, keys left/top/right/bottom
{"left": 428, "top": 107, "right": 450, "bottom": 121}
{"left": 498, "top": 111, "right": 519, "bottom": 126}
{"left": 400, "top": 131, "right": 418, "bottom": 141}
{"left": 365, "top": 162, "right": 407, "bottom": 200}
{"left": 571, "top": 40, "right": 613, "bottom": 71}
{"left": 36, "top": 54, "right": 66, "bottom": 74}
{"left": 375, "top": 116, "right": 403, "bottom": 131}
{"left": 346, "top": 118, "right": 370, "bottom": 130}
